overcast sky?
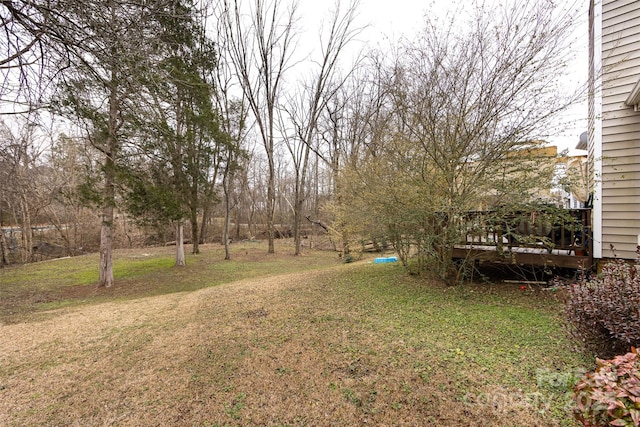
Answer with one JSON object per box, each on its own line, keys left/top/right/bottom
{"left": 298, "top": 0, "right": 427, "bottom": 51}
{"left": 297, "top": 0, "right": 589, "bottom": 153}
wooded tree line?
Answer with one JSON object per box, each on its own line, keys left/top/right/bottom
{"left": 0, "top": 0, "right": 582, "bottom": 285}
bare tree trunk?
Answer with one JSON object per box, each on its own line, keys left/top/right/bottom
{"left": 98, "top": 77, "right": 119, "bottom": 288}
{"left": 248, "top": 207, "right": 255, "bottom": 238}
{"left": 223, "top": 193, "right": 232, "bottom": 260}
{"left": 199, "top": 163, "right": 220, "bottom": 245}
{"left": 234, "top": 206, "right": 242, "bottom": 239}
{"left": 98, "top": 160, "right": 115, "bottom": 287}
{"left": 19, "top": 194, "right": 32, "bottom": 262}
{"left": 267, "top": 151, "right": 276, "bottom": 254}
{"left": 222, "top": 151, "right": 236, "bottom": 260}
{"left": 224, "top": 150, "right": 244, "bottom": 246}
{"left": 279, "top": 2, "right": 360, "bottom": 256}
{"left": 99, "top": 206, "right": 114, "bottom": 286}
{"left": 218, "top": 0, "right": 297, "bottom": 255}
{"left": 293, "top": 199, "right": 302, "bottom": 254}
{"left": 313, "top": 153, "right": 319, "bottom": 217}
{"left": 190, "top": 208, "right": 199, "bottom": 255}
{"left": 293, "top": 144, "right": 310, "bottom": 255}
{"left": 199, "top": 203, "right": 210, "bottom": 245}
{"left": 0, "top": 228, "right": 9, "bottom": 267}
{"left": 175, "top": 222, "right": 185, "bottom": 266}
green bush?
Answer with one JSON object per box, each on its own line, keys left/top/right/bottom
{"left": 563, "top": 247, "right": 640, "bottom": 358}
{"left": 573, "top": 348, "right": 640, "bottom": 427}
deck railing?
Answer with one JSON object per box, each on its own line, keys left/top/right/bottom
{"left": 454, "top": 208, "right": 593, "bottom": 268}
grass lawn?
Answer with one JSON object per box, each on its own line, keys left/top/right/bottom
{"left": 0, "top": 241, "right": 589, "bottom": 426}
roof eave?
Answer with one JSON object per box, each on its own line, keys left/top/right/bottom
{"left": 625, "top": 78, "right": 640, "bottom": 111}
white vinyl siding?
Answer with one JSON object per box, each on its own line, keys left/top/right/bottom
{"left": 599, "top": 0, "right": 640, "bottom": 259}
{"left": 588, "top": 0, "right": 603, "bottom": 258}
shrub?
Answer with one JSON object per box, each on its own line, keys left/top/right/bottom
{"left": 573, "top": 348, "right": 640, "bottom": 427}
{"left": 563, "top": 246, "right": 640, "bottom": 358}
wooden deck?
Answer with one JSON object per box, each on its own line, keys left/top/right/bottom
{"left": 452, "top": 208, "right": 593, "bottom": 269}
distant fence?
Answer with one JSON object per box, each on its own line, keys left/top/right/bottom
{"left": 2, "top": 225, "right": 76, "bottom": 264}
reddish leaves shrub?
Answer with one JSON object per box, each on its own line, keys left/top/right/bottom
{"left": 573, "top": 348, "right": 640, "bottom": 427}
{"left": 563, "top": 246, "right": 640, "bottom": 358}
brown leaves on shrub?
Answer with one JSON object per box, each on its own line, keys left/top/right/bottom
{"left": 563, "top": 246, "right": 640, "bottom": 358}
{"left": 573, "top": 348, "right": 640, "bottom": 427}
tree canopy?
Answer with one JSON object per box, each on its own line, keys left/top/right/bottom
{"left": 0, "top": 0, "right": 584, "bottom": 285}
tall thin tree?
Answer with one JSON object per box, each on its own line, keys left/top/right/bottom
{"left": 218, "top": 0, "right": 298, "bottom": 254}
{"left": 51, "top": 0, "right": 170, "bottom": 286}
{"left": 281, "top": 0, "right": 361, "bottom": 255}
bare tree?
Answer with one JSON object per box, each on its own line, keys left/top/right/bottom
{"left": 314, "top": 52, "right": 394, "bottom": 256}
{"left": 0, "top": 0, "right": 72, "bottom": 114}
{"left": 0, "top": 118, "right": 52, "bottom": 262}
{"left": 280, "top": 0, "right": 362, "bottom": 255}
{"left": 217, "top": 0, "right": 298, "bottom": 254}
{"left": 43, "top": 134, "right": 98, "bottom": 255}
{"left": 207, "top": 15, "right": 250, "bottom": 259}
{"left": 334, "top": 0, "right": 582, "bottom": 280}
{"left": 232, "top": 147, "right": 261, "bottom": 240}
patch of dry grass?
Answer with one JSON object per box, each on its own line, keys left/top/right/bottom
{"left": 0, "top": 242, "right": 585, "bottom": 426}
{"left": 0, "top": 241, "right": 339, "bottom": 323}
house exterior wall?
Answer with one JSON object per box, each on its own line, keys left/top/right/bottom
{"left": 589, "top": 0, "right": 640, "bottom": 260}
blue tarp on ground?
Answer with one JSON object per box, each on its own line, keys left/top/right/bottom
{"left": 374, "top": 256, "right": 398, "bottom": 264}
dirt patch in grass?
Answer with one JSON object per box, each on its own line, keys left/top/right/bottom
{"left": 0, "top": 244, "right": 585, "bottom": 426}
